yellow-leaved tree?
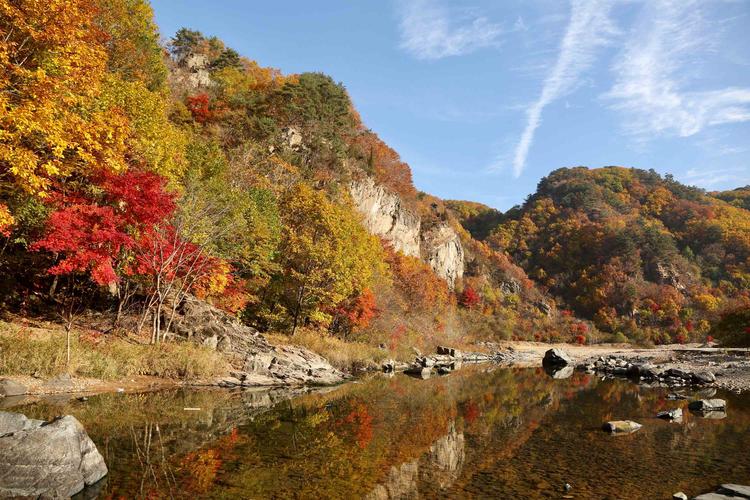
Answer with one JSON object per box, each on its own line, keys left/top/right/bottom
{"left": 274, "top": 184, "right": 385, "bottom": 334}
{"left": 0, "top": 0, "right": 130, "bottom": 197}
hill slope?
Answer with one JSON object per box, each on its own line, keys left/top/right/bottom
{"left": 470, "top": 166, "right": 750, "bottom": 344}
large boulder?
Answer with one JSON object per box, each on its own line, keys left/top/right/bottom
{"left": 542, "top": 348, "right": 572, "bottom": 367}
{"left": 0, "top": 412, "right": 107, "bottom": 498}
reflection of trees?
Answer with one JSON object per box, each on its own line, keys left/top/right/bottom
{"left": 17, "top": 368, "right": 750, "bottom": 498}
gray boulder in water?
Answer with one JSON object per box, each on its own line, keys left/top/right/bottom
{"left": 542, "top": 348, "right": 572, "bottom": 367}
{"left": 602, "top": 420, "right": 642, "bottom": 434}
{"left": 688, "top": 399, "right": 726, "bottom": 412}
{"left": 0, "top": 411, "right": 107, "bottom": 498}
{"left": 656, "top": 408, "right": 683, "bottom": 421}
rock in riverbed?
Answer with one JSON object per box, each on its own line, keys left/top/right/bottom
{"left": 0, "top": 411, "right": 107, "bottom": 498}
{"left": 688, "top": 399, "right": 726, "bottom": 412}
{"left": 694, "top": 484, "right": 750, "bottom": 499}
{"left": 657, "top": 408, "right": 683, "bottom": 421}
{"left": 542, "top": 348, "right": 572, "bottom": 367}
{"left": 602, "top": 420, "right": 642, "bottom": 434}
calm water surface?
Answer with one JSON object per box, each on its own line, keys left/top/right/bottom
{"left": 11, "top": 366, "right": 750, "bottom": 499}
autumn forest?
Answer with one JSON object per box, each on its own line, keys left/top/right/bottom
{"left": 1, "top": 0, "right": 749, "bottom": 369}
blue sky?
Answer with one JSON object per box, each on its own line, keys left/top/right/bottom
{"left": 150, "top": 0, "right": 750, "bottom": 210}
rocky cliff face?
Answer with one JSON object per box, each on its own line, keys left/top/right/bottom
{"left": 349, "top": 178, "right": 465, "bottom": 288}
{"left": 349, "top": 178, "right": 421, "bottom": 257}
{"left": 421, "top": 223, "right": 465, "bottom": 289}
{"left": 169, "top": 296, "right": 347, "bottom": 386}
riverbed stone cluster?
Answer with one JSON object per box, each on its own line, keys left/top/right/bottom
{"left": 382, "top": 346, "right": 506, "bottom": 378}
{"left": 0, "top": 411, "right": 108, "bottom": 498}
{"left": 576, "top": 355, "right": 717, "bottom": 387}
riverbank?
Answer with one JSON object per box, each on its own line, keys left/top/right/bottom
{"left": 2, "top": 315, "right": 749, "bottom": 402}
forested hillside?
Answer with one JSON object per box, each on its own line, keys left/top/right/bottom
{"left": 1, "top": 0, "right": 747, "bottom": 355}
{"left": 467, "top": 167, "right": 750, "bottom": 345}
{"left": 0, "top": 0, "right": 577, "bottom": 362}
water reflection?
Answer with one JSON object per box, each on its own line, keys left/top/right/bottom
{"left": 10, "top": 366, "right": 750, "bottom": 499}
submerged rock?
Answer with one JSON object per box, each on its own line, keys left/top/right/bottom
{"left": 602, "top": 420, "right": 642, "bottom": 434}
{"left": 542, "top": 348, "right": 572, "bottom": 367}
{"left": 0, "top": 411, "right": 107, "bottom": 498}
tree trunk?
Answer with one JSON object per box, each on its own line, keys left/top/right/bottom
{"left": 66, "top": 326, "right": 70, "bottom": 367}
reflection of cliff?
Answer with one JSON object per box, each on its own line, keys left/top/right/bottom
{"left": 422, "top": 421, "right": 465, "bottom": 489}
{"left": 365, "top": 421, "right": 466, "bottom": 499}
{"left": 364, "top": 461, "right": 419, "bottom": 500}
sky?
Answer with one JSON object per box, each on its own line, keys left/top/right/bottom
{"left": 150, "top": 0, "right": 750, "bottom": 211}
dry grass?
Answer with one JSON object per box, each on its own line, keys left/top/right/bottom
{"left": 266, "top": 328, "right": 389, "bottom": 371}
{"left": 0, "top": 320, "right": 229, "bottom": 380}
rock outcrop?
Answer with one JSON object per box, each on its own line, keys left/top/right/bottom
{"left": 421, "top": 223, "right": 464, "bottom": 289}
{"left": 169, "top": 296, "right": 347, "bottom": 386}
{"left": 0, "top": 412, "right": 108, "bottom": 498}
{"left": 173, "top": 52, "right": 213, "bottom": 88}
{"left": 349, "top": 178, "right": 421, "bottom": 257}
{"left": 349, "top": 178, "right": 465, "bottom": 288}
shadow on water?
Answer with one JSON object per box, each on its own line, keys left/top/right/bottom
{"left": 11, "top": 366, "right": 750, "bottom": 499}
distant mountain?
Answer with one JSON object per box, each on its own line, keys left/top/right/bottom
{"left": 463, "top": 166, "right": 750, "bottom": 343}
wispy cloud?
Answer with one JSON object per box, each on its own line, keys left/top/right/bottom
{"left": 511, "top": 0, "right": 618, "bottom": 177}
{"left": 603, "top": 0, "right": 750, "bottom": 138}
{"left": 397, "top": 0, "right": 503, "bottom": 60}
{"left": 680, "top": 166, "right": 750, "bottom": 188}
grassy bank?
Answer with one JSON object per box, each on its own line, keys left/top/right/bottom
{"left": 0, "top": 320, "right": 229, "bottom": 380}
{"left": 266, "top": 328, "right": 390, "bottom": 371}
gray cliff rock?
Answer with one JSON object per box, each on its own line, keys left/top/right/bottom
{"left": 349, "top": 178, "right": 422, "bottom": 257}
{"left": 421, "top": 223, "right": 464, "bottom": 289}
{"left": 0, "top": 412, "right": 108, "bottom": 498}
{"left": 349, "top": 178, "right": 465, "bottom": 288}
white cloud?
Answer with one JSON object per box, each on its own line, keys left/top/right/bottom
{"left": 511, "top": 0, "right": 618, "bottom": 177}
{"left": 680, "top": 166, "right": 750, "bottom": 188}
{"left": 603, "top": 0, "right": 750, "bottom": 138}
{"left": 397, "top": 0, "right": 503, "bottom": 60}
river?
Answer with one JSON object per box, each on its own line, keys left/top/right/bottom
{"left": 11, "top": 366, "right": 750, "bottom": 499}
